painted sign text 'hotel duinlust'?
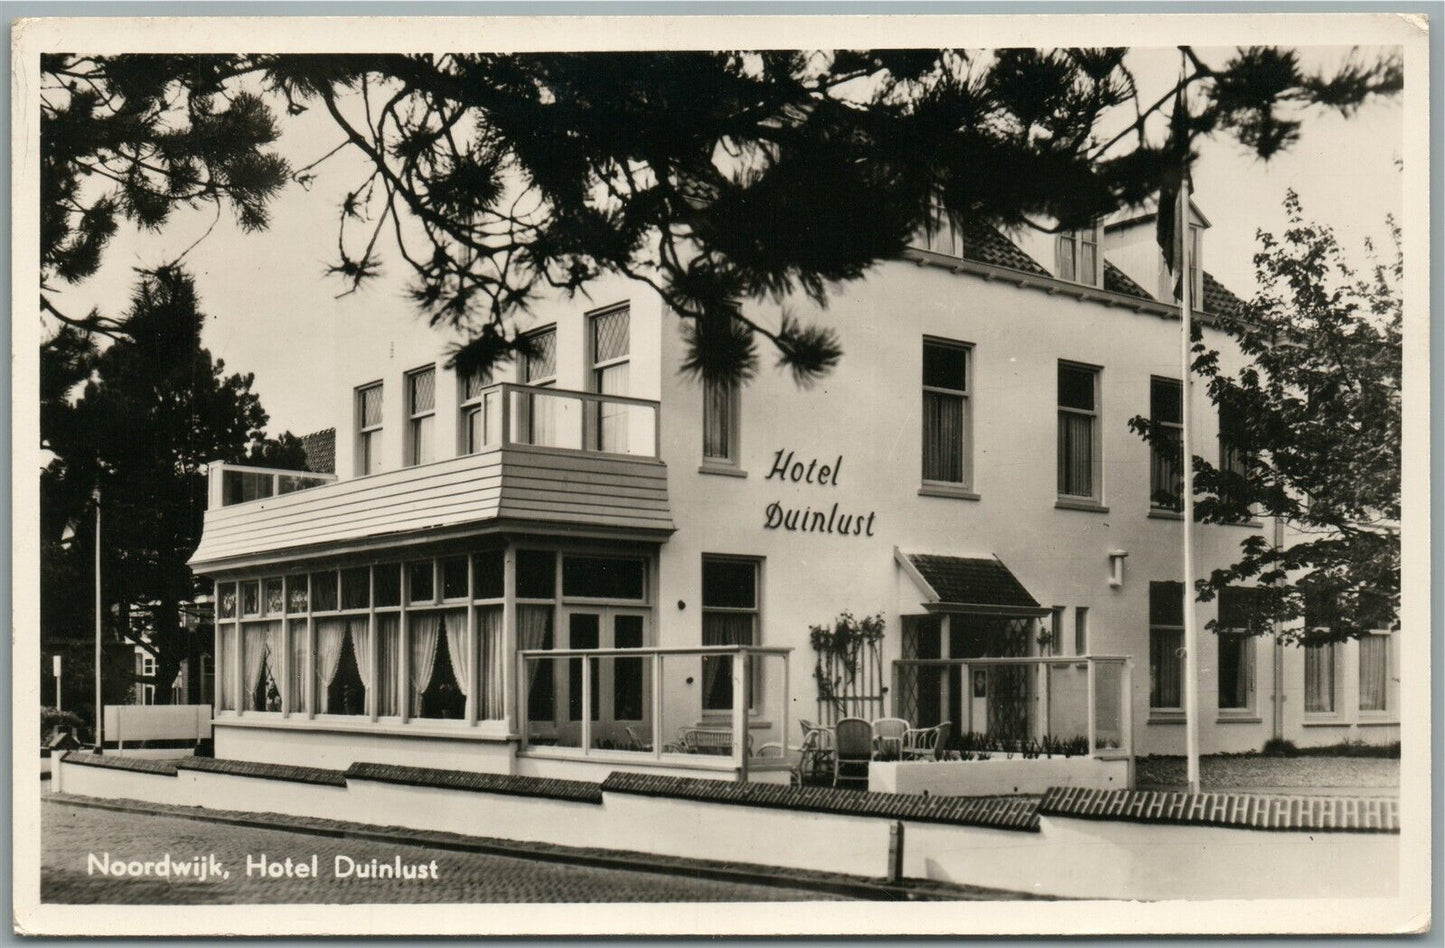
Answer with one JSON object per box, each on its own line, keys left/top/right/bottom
{"left": 763, "top": 449, "right": 877, "bottom": 537}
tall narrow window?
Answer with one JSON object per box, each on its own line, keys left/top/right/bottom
{"left": 701, "top": 557, "right": 760, "bottom": 711}
{"left": 1074, "top": 607, "right": 1089, "bottom": 656}
{"left": 922, "top": 339, "right": 971, "bottom": 487}
{"left": 357, "top": 383, "right": 383, "bottom": 475}
{"left": 1150, "top": 377, "right": 1183, "bottom": 511}
{"left": 703, "top": 378, "right": 740, "bottom": 467}
{"left": 1149, "top": 581, "right": 1184, "bottom": 710}
{"left": 1049, "top": 606, "right": 1066, "bottom": 657}
{"left": 1358, "top": 634, "right": 1389, "bottom": 712}
{"left": 406, "top": 366, "right": 436, "bottom": 466}
{"left": 1188, "top": 225, "right": 1203, "bottom": 304}
{"left": 590, "top": 307, "right": 631, "bottom": 453}
{"left": 1304, "top": 588, "right": 1338, "bottom": 713}
{"left": 1057, "top": 227, "right": 1100, "bottom": 285}
{"left": 461, "top": 367, "right": 499, "bottom": 454}
{"left": 521, "top": 327, "right": 557, "bottom": 447}
{"left": 1216, "top": 587, "right": 1260, "bottom": 712}
{"left": 1218, "top": 402, "right": 1252, "bottom": 519}
{"left": 1058, "top": 362, "right": 1100, "bottom": 501}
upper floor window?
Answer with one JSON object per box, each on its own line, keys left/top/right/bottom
{"left": 461, "top": 367, "right": 499, "bottom": 454}
{"left": 356, "top": 382, "right": 383, "bottom": 475}
{"left": 1057, "top": 362, "right": 1101, "bottom": 502}
{"left": 1057, "top": 227, "right": 1100, "bottom": 285}
{"left": 703, "top": 378, "right": 740, "bottom": 468}
{"left": 1150, "top": 377, "right": 1183, "bottom": 511}
{"left": 1218, "top": 402, "right": 1253, "bottom": 519}
{"left": 590, "top": 307, "right": 631, "bottom": 452}
{"left": 405, "top": 366, "right": 436, "bottom": 467}
{"left": 701, "top": 556, "right": 761, "bottom": 711}
{"left": 521, "top": 327, "right": 557, "bottom": 387}
{"left": 922, "top": 339, "right": 972, "bottom": 488}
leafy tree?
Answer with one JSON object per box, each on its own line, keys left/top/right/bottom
{"left": 1130, "top": 192, "right": 1401, "bottom": 641}
{"left": 42, "top": 266, "right": 307, "bottom": 704}
{"left": 41, "top": 48, "right": 1400, "bottom": 383}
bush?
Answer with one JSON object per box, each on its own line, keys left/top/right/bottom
{"left": 1261, "top": 737, "right": 1299, "bottom": 757}
{"left": 1295, "top": 739, "right": 1400, "bottom": 759}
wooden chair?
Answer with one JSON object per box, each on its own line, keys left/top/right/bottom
{"left": 871, "top": 717, "right": 911, "bottom": 760}
{"left": 833, "top": 717, "right": 874, "bottom": 788}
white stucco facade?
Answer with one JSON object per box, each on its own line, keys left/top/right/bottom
{"left": 192, "top": 209, "right": 1398, "bottom": 776}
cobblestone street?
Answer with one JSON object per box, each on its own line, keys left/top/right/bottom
{"left": 41, "top": 798, "right": 847, "bottom": 904}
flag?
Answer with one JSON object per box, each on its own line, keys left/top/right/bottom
{"left": 1156, "top": 83, "right": 1193, "bottom": 301}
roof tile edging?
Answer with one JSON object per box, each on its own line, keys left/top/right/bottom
{"left": 1038, "top": 786, "right": 1399, "bottom": 835}
{"left": 599, "top": 772, "right": 1041, "bottom": 833}
{"left": 59, "top": 751, "right": 179, "bottom": 776}
{"left": 344, "top": 761, "right": 604, "bottom": 804}
{"left": 175, "top": 757, "right": 348, "bottom": 787}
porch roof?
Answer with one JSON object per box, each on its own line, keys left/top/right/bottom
{"left": 894, "top": 549, "right": 1049, "bottom": 617}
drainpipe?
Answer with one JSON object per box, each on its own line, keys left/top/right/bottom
{"left": 1271, "top": 514, "right": 1285, "bottom": 740}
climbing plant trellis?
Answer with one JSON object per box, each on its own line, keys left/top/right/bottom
{"left": 810, "top": 611, "right": 886, "bottom": 725}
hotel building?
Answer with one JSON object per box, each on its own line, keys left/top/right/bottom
{"left": 189, "top": 202, "right": 1400, "bottom": 784}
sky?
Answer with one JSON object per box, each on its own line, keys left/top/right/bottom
{"left": 50, "top": 45, "right": 1403, "bottom": 438}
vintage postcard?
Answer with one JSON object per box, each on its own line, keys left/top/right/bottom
{"left": 11, "top": 11, "right": 1432, "bottom": 937}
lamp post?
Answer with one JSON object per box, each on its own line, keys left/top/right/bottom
{"left": 52, "top": 654, "right": 62, "bottom": 712}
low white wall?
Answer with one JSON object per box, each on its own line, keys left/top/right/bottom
{"left": 515, "top": 754, "right": 791, "bottom": 785}
{"left": 213, "top": 723, "right": 516, "bottom": 773}
{"left": 870, "top": 757, "right": 1132, "bottom": 797}
{"left": 905, "top": 813, "right": 1399, "bottom": 900}
{"left": 54, "top": 756, "right": 1399, "bottom": 900}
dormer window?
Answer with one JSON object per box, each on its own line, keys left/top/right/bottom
{"left": 1056, "top": 226, "right": 1100, "bottom": 286}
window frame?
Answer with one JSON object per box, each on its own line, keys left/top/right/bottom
{"left": 1149, "top": 376, "right": 1184, "bottom": 512}
{"left": 701, "top": 377, "right": 742, "bottom": 471}
{"left": 1148, "top": 581, "right": 1185, "bottom": 713}
{"left": 700, "top": 554, "right": 763, "bottom": 713}
{"left": 460, "top": 366, "right": 496, "bottom": 455}
{"left": 404, "top": 365, "right": 437, "bottom": 468}
{"left": 1056, "top": 224, "right": 1102, "bottom": 286}
{"left": 1057, "top": 360, "right": 1103, "bottom": 504}
{"left": 921, "top": 337, "right": 974, "bottom": 492}
{"left": 1074, "top": 606, "right": 1089, "bottom": 657}
{"left": 1303, "top": 639, "right": 1340, "bottom": 716}
{"left": 520, "top": 325, "right": 558, "bottom": 387}
{"left": 1357, "top": 630, "right": 1393, "bottom": 716}
{"left": 356, "top": 381, "right": 384, "bottom": 476}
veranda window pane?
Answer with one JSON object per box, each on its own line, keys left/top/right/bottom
{"left": 408, "top": 561, "right": 434, "bottom": 603}
{"left": 562, "top": 556, "right": 645, "bottom": 601}
{"left": 242, "top": 581, "right": 261, "bottom": 616}
{"left": 263, "top": 578, "right": 284, "bottom": 616}
{"left": 341, "top": 568, "right": 370, "bottom": 610}
{"left": 442, "top": 556, "right": 469, "bottom": 600}
{"left": 310, "top": 571, "right": 338, "bottom": 612}
{"left": 218, "top": 584, "right": 237, "bottom": 619}
{"left": 516, "top": 550, "right": 556, "bottom": 600}
{"left": 373, "top": 564, "right": 401, "bottom": 607}
{"left": 375, "top": 613, "right": 400, "bottom": 717}
{"left": 473, "top": 550, "right": 505, "bottom": 600}
{"left": 286, "top": 576, "right": 308, "bottom": 614}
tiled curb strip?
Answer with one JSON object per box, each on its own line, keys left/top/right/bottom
{"left": 60, "top": 752, "right": 178, "bottom": 776}
{"left": 177, "top": 757, "right": 348, "bottom": 787}
{"left": 46, "top": 794, "right": 1048, "bottom": 901}
{"left": 345, "top": 762, "right": 604, "bottom": 803}
{"left": 1039, "top": 787, "right": 1400, "bottom": 834}
{"left": 600, "top": 772, "right": 1042, "bottom": 831}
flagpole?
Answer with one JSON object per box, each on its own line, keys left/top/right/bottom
{"left": 94, "top": 491, "right": 104, "bottom": 754}
{"left": 1179, "top": 172, "right": 1200, "bottom": 794}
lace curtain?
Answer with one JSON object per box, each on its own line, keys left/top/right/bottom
{"left": 476, "top": 606, "right": 504, "bottom": 720}
{"left": 408, "top": 611, "right": 443, "bottom": 716}
{"left": 314, "top": 618, "right": 346, "bottom": 713}
{"left": 242, "top": 623, "right": 272, "bottom": 710}
{"left": 349, "top": 617, "right": 372, "bottom": 715}
{"left": 375, "top": 613, "right": 399, "bottom": 716}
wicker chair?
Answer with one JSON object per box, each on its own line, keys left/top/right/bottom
{"left": 832, "top": 717, "right": 874, "bottom": 788}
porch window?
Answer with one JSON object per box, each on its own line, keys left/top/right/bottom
{"left": 441, "top": 556, "right": 469, "bottom": 600}
{"left": 562, "top": 555, "right": 646, "bottom": 601}
{"left": 263, "top": 578, "right": 284, "bottom": 616}
{"left": 218, "top": 583, "right": 237, "bottom": 620}
{"left": 216, "top": 625, "right": 235, "bottom": 711}
{"left": 375, "top": 612, "right": 400, "bottom": 716}
{"left": 373, "top": 563, "right": 401, "bottom": 607}
{"left": 1149, "top": 581, "right": 1184, "bottom": 710}
{"left": 242, "top": 620, "right": 283, "bottom": 712}
{"left": 461, "top": 367, "right": 499, "bottom": 454}
{"left": 1058, "top": 362, "right": 1101, "bottom": 501}
{"left": 310, "top": 570, "right": 338, "bottom": 612}
{"left": 1359, "top": 633, "right": 1390, "bottom": 712}
{"left": 921, "top": 338, "right": 972, "bottom": 487}
{"left": 1150, "top": 377, "right": 1183, "bottom": 511}
{"left": 701, "top": 556, "right": 760, "bottom": 711}
{"left": 285, "top": 575, "right": 308, "bottom": 614}
{"left": 357, "top": 382, "right": 383, "bottom": 475}
{"left": 241, "top": 581, "right": 260, "bottom": 617}
{"left": 406, "top": 366, "right": 436, "bottom": 467}
{"left": 408, "top": 560, "right": 435, "bottom": 604}
{"left": 590, "top": 306, "right": 631, "bottom": 453}
{"left": 411, "top": 609, "right": 468, "bottom": 719}
{"left": 315, "top": 617, "right": 367, "bottom": 716}
{"left": 475, "top": 605, "right": 505, "bottom": 720}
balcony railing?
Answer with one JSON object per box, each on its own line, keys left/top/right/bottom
{"left": 892, "top": 655, "right": 1134, "bottom": 758}
{"left": 518, "top": 645, "right": 793, "bottom": 780}
{"left": 207, "top": 462, "right": 336, "bottom": 509}
{"left": 471, "top": 382, "right": 660, "bottom": 459}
